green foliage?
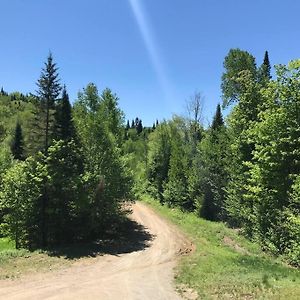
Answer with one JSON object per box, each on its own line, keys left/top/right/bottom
{"left": 36, "top": 53, "right": 61, "bottom": 108}
{"left": 2, "top": 48, "right": 300, "bottom": 269}
{"left": 244, "top": 61, "right": 300, "bottom": 260}
{"left": 45, "top": 140, "right": 84, "bottom": 244}
{"left": 74, "top": 83, "right": 133, "bottom": 236}
{"left": 100, "top": 88, "right": 125, "bottom": 145}
{"left": 0, "top": 237, "right": 15, "bottom": 251}
{"left": 0, "top": 157, "right": 45, "bottom": 248}
{"left": 122, "top": 129, "right": 148, "bottom": 197}
{"left": 0, "top": 75, "right": 132, "bottom": 249}
{"left": 258, "top": 50, "right": 272, "bottom": 85}
{"left": 221, "top": 48, "right": 257, "bottom": 106}
{"left": 0, "top": 92, "right": 36, "bottom": 156}
{"left": 163, "top": 122, "right": 189, "bottom": 209}
{"left": 54, "top": 86, "right": 75, "bottom": 141}
{"left": 0, "top": 146, "right": 13, "bottom": 236}
{"left": 147, "top": 121, "right": 171, "bottom": 202}
{"left": 0, "top": 145, "right": 13, "bottom": 185}
{"left": 146, "top": 115, "right": 204, "bottom": 211}
{"left": 11, "top": 122, "right": 24, "bottom": 160}
{"left": 76, "top": 82, "right": 99, "bottom": 113}
{"left": 141, "top": 50, "right": 300, "bottom": 266}
{"left": 211, "top": 103, "right": 224, "bottom": 130}
{"left": 223, "top": 57, "right": 262, "bottom": 230}
{"left": 143, "top": 196, "right": 300, "bottom": 299}
{"left": 136, "top": 119, "right": 143, "bottom": 134}
{"left": 199, "top": 106, "right": 229, "bottom": 221}
{"left": 36, "top": 53, "right": 62, "bottom": 153}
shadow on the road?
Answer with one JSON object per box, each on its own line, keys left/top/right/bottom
{"left": 47, "top": 219, "right": 155, "bottom": 260}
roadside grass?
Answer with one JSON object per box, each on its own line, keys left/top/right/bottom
{"left": 142, "top": 195, "right": 300, "bottom": 299}
{"left": 0, "top": 238, "right": 72, "bottom": 280}
{"left": 0, "top": 216, "right": 151, "bottom": 280}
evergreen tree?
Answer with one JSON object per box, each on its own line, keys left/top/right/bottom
{"left": 258, "top": 51, "right": 272, "bottom": 84}
{"left": 36, "top": 52, "right": 62, "bottom": 154}
{"left": 126, "top": 120, "right": 130, "bottom": 130}
{"left": 54, "top": 85, "right": 75, "bottom": 141}
{"left": 211, "top": 104, "right": 224, "bottom": 130}
{"left": 11, "top": 122, "right": 24, "bottom": 160}
{"left": 262, "top": 51, "right": 271, "bottom": 79}
{"left": 131, "top": 119, "right": 135, "bottom": 128}
{"left": 36, "top": 53, "right": 61, "bottom": 247}
{"left": 200, "top": 105, "right": 228, "bottom": 221}
{"left": 136, "top": 119, "right": 143, "bottom": 134}
{"left": 46, "top": 140, "right": 84, "bottom": 244}
{"left": 147, "top": 122, "right": 171, "bottom": 203}
{"left": 0, "top": 87, "right": 5, "bottom": 96}
{"left": 135, "top": 117, "right": 139, "bottom": 128}
{"left": 163, "top": 123, "right": 189, "bottom": 209}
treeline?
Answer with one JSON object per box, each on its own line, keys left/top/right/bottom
{"left": 127, "top": 49, "right": 300, "bottom": 266}
{"left": 0, "top": 54, "right": 132, "bottom": 248}
{"left": 2, "top": 49, "right": 300, "bottom": 266}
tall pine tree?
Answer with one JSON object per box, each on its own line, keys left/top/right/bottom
{"left": 136, "top": 119, "right": 143, "bottom": 134}
{"left": 262, "top": 51, "right": 271, "bottom": 79}
{"left": 126, "top": 120, "right": 130, "bottom": 130}
{"left": 200, "top": 104, "right": 228, "bottom": 221}
{"left": 211, "top": 104, "right": 224, "bottom": 130}
{"left": 36, "top": 53, "right": 61, "bottom": 247}
{"left": 36, "top": 52, "right": 62, "bottom": 154}
{"left": 258, "top": 51, "right": 271, "bottom": 84}
{"left": 54, "top": 85, "right": 75, "bottom": 141}
{"left": 11, "top": 122, "right": 24, "bottom": 160}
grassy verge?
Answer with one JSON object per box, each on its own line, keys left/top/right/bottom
{"left": 0, "top": 238, "right": 72, "bottom": 280}
{"left": 142, "top": 195, "right": 300, "bottom": 299}
{"left": 0, "top": 216, "right": 151, "bottom": 280}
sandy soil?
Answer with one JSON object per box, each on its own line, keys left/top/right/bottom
{"left": 0, "top": 202, "right": 193, "bottom": 300}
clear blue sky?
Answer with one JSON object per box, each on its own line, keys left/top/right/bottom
{"left": 1, "top": 0, "right": 300, "bottom": 126}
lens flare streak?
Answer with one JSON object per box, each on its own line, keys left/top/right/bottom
{"left": 128, "top": 0, "right": 173, "bottom": 103}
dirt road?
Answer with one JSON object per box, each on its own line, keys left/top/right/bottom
{"left": 0, "top": 202, "right": 192, "bottom": 300}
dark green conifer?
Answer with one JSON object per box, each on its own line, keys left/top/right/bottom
{"left": 136, "top": 119, "right": 143, "bottom": 134}
{"left": 200, "top": 104, "right": 227, "bottom": 221}
{"left": 262, "top": 51, "right": 271, "bottom": 79}
{"left": 211, "top": 104, "right": 224, "bottom": 130}
{"left": 36, "top": 53, "right": 61, "bottom": 247}
{"left": 54, "top": 85, "right": 74, "bottom": 141}
{"left": 36, "top": 52, "right": 62, "bottom": 153}
{"left": 11, "top": 122, "right": 24, "bottom": 160}
{"left": 126, "top": 120, "right": 130, "bottom": 130}
{"left": 258, "top": 51, "right": 271, "bottom": 84}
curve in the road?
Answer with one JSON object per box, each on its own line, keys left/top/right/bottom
{"left": 0, "top": 202, "right": 193, "bottom": 300}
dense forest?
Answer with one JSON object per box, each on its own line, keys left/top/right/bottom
{"left": 1, "top": 49, "right": 300, "bottom": 267}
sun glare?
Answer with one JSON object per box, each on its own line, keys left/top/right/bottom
{"left": 128, "top": 0, "right": 173, "bottom": 104}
